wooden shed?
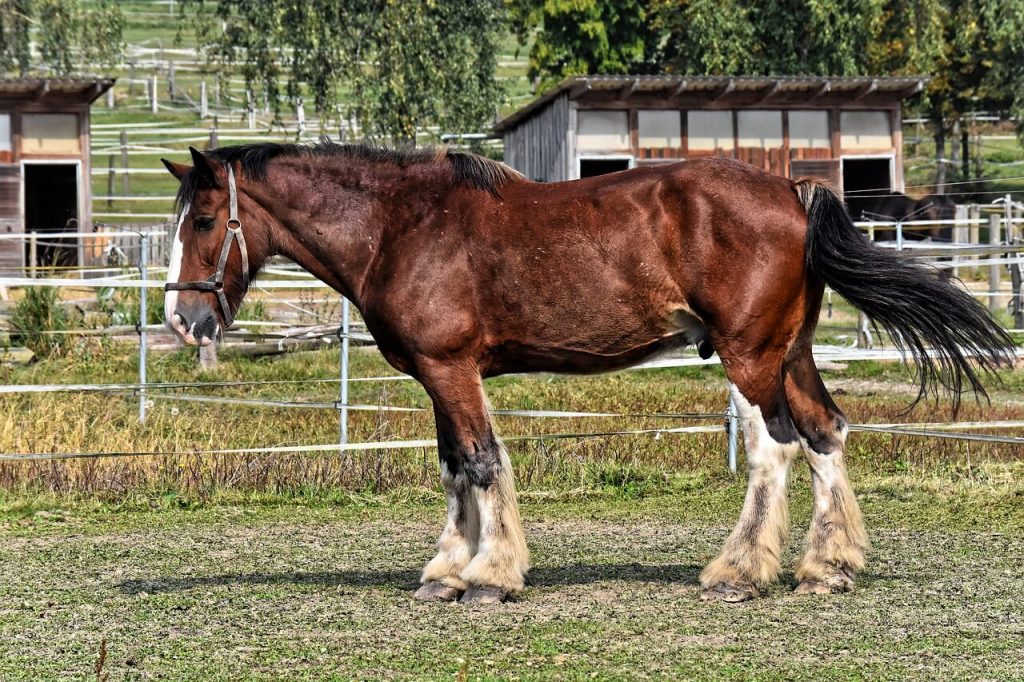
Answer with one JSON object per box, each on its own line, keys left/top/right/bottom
{"left": 495, "top": 75, "right": 926, "bottom": 194}
{"left": 0, "top": 77, "right": 114, "bottom": 275}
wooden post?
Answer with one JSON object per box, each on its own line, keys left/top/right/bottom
{"left": 989, "top": 213, "right": 1001, "bottom": 312}
{"left": 199, "top": 81, "right": 208, "bottom": 118}
{"left": 246, "top": 90, "right": 255, "bottom": 129}
{"left": 968, "top": 204, "right": 980, "bottom": 275}
{"left": 28, "top": 233, "right": 37, "bottom": 278}
{"left": 106, "top": 87, "right": 114, "bottom": 108}
{"left": 150, "top": 75, "right": 159, "bottom": 114}
{"left": 296, "top": 98, "right": 305, "bottom": 138}
{"left": 120, "top": 130, "right": 130, "bottom": 195}
{"left": 208, "top": 116, "right": 219, "bottom": 149}
{"left": 167, "top": 61, "right": 175, "bottom": 99}
{"left": 106, "top": 155, "right": 115, "bottom": 208}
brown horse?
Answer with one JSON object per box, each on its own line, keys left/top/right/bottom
{"left": 161, "top": 143, "right": 1013, "bottom": 604}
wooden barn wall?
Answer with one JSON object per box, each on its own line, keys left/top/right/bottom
{"left": 0, "top": 165, "right": 22, "bottom": 275}
{"left": 503, "top": 94, "right": 570, "bottom": 182}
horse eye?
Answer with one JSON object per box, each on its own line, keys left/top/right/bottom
{"left": 195, "top": 215, "right": 216, "bottom": 232}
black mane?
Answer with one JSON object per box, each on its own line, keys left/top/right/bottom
{"left": 175, "top": 140, "right": 522, "bottom": 210}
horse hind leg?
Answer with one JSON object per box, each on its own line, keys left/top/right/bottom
{"left": 783, "top": 348, "right": 868, "bottom": 594}
{"left": 700, "top": 373, "right": 801, "bottom": 602}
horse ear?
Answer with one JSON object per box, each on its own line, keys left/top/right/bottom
{"left": 161, "top": 158, "right": 191, "bottom": 181}
{"left": 188, "top": 146, "right": 221, "bottom": 188}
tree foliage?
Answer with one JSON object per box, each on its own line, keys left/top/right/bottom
{"left": 507, "top": 0, "right": 659, "bottom": 91}
{"left": 512, "top": 0, "right": 1024, "bottom": 150}
{"left": 184, "top": 0, "right": 506, "bottom": 143}
{"left": 0, "top": 0, "right": 123, "bottom": 76}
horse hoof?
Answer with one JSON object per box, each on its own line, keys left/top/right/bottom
{"left": 414, "top": 581, "right": 463, "bottom": 602}
{"left": 459, "top": 585, "right": 509, "bottom": 604}
{"left": 795, "top": 572, "right": 854, "bottom": 595}
{"left": 699, "top": 581, "right": 759, "bottom": 603}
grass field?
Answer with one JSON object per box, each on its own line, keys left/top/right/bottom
{"left": 1, "top": 471, "right": 1022, "bottom": 680}
{"left": 1, "top": 339, "right": 1023, "bottom": 677}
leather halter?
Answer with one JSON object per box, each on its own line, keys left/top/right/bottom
{"left": 165, "top": 165, "right": 250, "bottom": 328}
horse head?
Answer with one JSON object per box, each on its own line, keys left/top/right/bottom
{"left": 161, "top": 147, "right": 270, "bottom": 346}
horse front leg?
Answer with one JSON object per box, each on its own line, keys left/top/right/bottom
{"left": 416, "top": 362, "right": 528, "bottom": 604}
{"left": 415, "top": 422, "right": 479, "bottom": 601}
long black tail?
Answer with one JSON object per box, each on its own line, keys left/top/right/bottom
{"left": 794, "top": 179, "right": 1016, "bottom": 411}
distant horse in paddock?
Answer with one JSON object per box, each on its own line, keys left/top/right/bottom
{"left": 161, "top": 143, "right": 1012, "bottom": 604}
{"left": 846, "top": 190, "right": 956, "bottom": 243}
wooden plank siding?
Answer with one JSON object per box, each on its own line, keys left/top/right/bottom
{"left": 502, "top": 93, "right": 572, "bottom": 182}
{"left": 0, "top": 165, "right": 22, "bottom": 275}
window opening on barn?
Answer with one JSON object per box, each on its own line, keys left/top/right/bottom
{"left": 576, "top": 111, "right": 629, "bottom": 151}
{"left": 22, "top": 113, "right": 81, "bottom": 154}
{"left": 737, "top": 110, "right": 782, "bottom": 148}
{"left": 840, "top": 111, "right": 892, "bottom": 150}
{"left": 687, "top": 111, "right": 734, "bottom": 154}
{"left": 789, "top": 111, "right": 831, "bottom": 149}
{"left": 0, "top": 114, "right": 11, "bottom": 163}
{"left": 638, "top": 110, "right": 681, "bottom": 149}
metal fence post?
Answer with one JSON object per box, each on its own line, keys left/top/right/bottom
{"left": 726, "top": 392, "right": 738, "bottom": 473}
{"left": 989, "top": 213, "right": 1001, "bottom": 312}
{"left": 338, "top": 297, "right": 351, "bottom": 446}
{"left": 1007, "top": 195, "right": 1023, "bottom": 328}
{"left": 139, "top": 234, "right": 149, "bottom": 423}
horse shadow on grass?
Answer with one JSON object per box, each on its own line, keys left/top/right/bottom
{"left": 116, "top": 562, "right": 703, "bottom": 595}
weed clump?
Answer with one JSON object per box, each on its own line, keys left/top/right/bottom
{"left": 10, "top": 286, "right": 73, "bottom": 357}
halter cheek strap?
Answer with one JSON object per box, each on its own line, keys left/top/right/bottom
{"left": 165, "top": 165, "right": 250, "bottom": 329}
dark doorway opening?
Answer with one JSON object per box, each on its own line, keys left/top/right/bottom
{"left": 842, "top": 157, "right": 891, "bottom": 196}
{"left": 579, "top": 158, "right": 630, "bottom": 179}
{"left": 24, "top": 164, "right": 78, "bottom": 267}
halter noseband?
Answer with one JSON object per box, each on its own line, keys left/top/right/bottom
{"left": 165, "top": 165, "right": 250, "bottom": 329}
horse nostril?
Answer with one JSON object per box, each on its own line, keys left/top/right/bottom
{"left": 195, "top": 314, "right": 219, "bottom": 341}
{"left": 173, "top": 312, "right": 188, "bottom": 330}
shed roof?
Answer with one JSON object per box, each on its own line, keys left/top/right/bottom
{"left": 494, "top": 75, "right": 928, "bottom": 133}
{"left": 0, "top": 77, "right": 115, "bottom": 104}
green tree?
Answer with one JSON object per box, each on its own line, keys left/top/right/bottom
{"left": 518, "top": 0, "right": 946, "bottom": 82}
{"left": 0, "top": 0, "right": 123, "bottom": 76}
{"left": 507, "top": 0, "right": 658, "bottom": 91}
{"left": 185, "top": 0, "right": 506, "bottom": 143}
{"left": 652, "top": 0, "right": 757, "bottom": 75}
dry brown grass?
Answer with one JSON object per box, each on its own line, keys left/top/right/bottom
{"left": 1, "top": 342, "right": 1022, "bottom": 500}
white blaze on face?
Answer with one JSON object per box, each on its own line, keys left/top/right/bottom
{"left": 165, "top": 204, "right": 187, "bottom": 334}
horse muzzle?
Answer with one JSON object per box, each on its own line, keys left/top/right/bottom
{"left": 167, "top": 300, "right": 220, "bottom": 346}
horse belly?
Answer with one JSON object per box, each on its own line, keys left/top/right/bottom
{"left": 483, "top": 303, "right": 705, "bottom": 377}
